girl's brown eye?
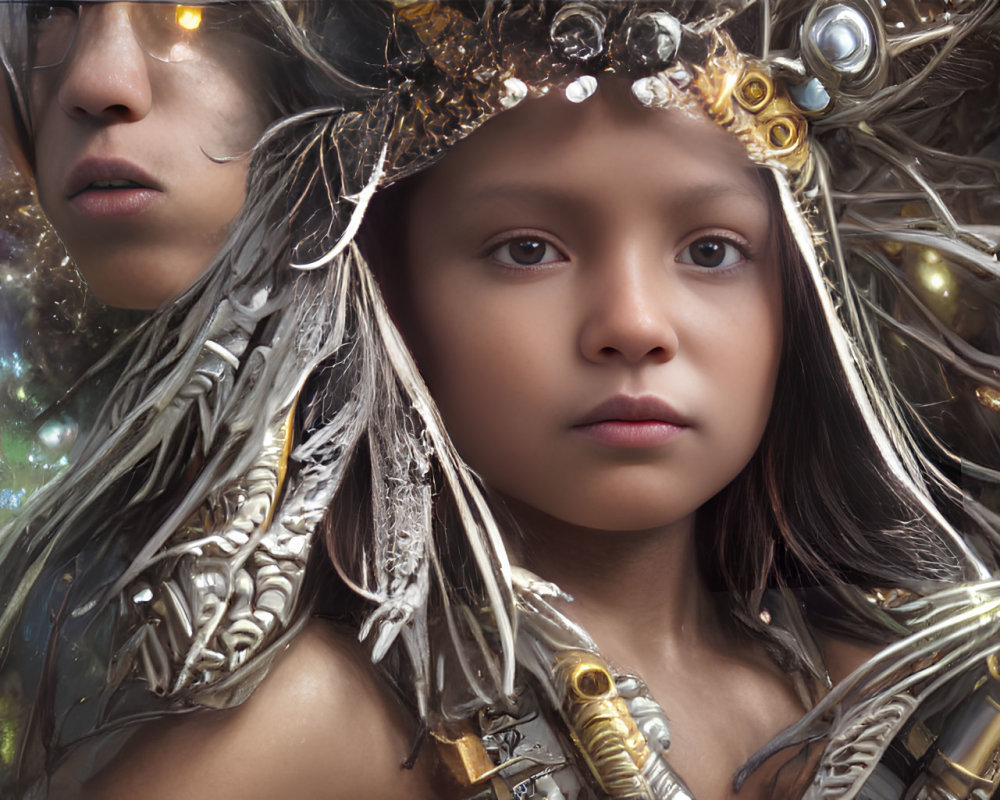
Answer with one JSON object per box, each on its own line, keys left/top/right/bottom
{"left": 510, "top": 240, "right": 544, "bottom": 264}
{"left": 491, "top": 238, "right": 566, "bottom": 268}
{"left": 678, "top": 237, "right": 747, "bottom": 269}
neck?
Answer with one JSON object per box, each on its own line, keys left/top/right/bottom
{"left": 505, "top": 500, "right": 725, "bottom": 672}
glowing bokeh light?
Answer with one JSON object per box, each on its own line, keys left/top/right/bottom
{"left": 175, "top": 6, "right": 203, "bottom": 31}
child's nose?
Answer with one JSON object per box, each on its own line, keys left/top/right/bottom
{"left": 56, "top": 3, "right": 153, "bottom": 123}
{"left": 578, "top": 248, "right": 681, "bottom": 366}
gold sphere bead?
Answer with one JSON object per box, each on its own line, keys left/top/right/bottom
{"left": 904, "top": 246, "right": 960, "bottom": 326}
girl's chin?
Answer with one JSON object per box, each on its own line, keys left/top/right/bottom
{"left": 504, "top": 497, "right": 702, "bottom": 535}
{"left": 75, "top": 255, "right": 213, "bottom": 309}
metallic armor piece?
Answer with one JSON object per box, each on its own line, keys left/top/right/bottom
{"left": 124, "top": 398, "right": 308, "bottom": 699}
{"left": 553, "top": 650, "right": 651, "bottom": 796}
{"left": 507, "top": 570, "right": 695, "bottom": 800}
{"left": 618, "top": 677, "right": 691, "bottom": 800}
{"left": 811, "top": 5, "right": 874, "bottom": 75}
{"left": 800, "top": 0, "right": 887, "bottom": 95}
{"left": 904, "top": 659, "right": 1000, "bottom": 800}
{"left": 432, "top": 726, "right": 502, "bottom": 787}
{"left": 741, "top": 583, "right": 1000, "bottom": 800}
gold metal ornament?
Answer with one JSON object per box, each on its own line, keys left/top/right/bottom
{"left": 430, "top": 726, "right": 498, "bottom": 787}
{"left": 735, "top": 71, "right": 774, "bottom": 113}
{"left": 553, "top": 650, "right": 653, "bottom": 798}
{"left": 692, "top": 34, "right": 811, "bottom": 176}
{"left": 630, "top": 30, "right": 811, "bottom": 179}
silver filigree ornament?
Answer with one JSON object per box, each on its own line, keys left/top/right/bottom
{"left": 807, "top": 4, "right": 874, "bottom": 76}
{"left": 549, "top": 2, "right": 607, "bottom": 62}
{"left": 624, "top": 10, "right": 681, "bottom": 70}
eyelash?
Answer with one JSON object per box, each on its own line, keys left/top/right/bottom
{"left": 484, "top": 232, "right": 754, "bottom": 272}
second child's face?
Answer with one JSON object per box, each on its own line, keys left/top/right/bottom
{"left": 400, "top": 83, "right": 783, "bottom": 534}
{"left": 28, "top": 2, "right": 274, "bottom": 309}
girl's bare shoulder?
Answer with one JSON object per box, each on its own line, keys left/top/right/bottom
{"left": 83, "top": 620, "right": 435, "bottom": 800}
{"left": 819, "top": 632, "right": 884, "bottom": 685}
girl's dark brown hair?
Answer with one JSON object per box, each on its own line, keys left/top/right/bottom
{"left": 696, "top": 173, "right": 964, "bottom": 603}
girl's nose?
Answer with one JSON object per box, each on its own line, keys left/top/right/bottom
{"left": 56, "top": 3, "right": 153, "bottom": 123}
{"left": 578, "top": 249, "right": 681, "bottom": 365}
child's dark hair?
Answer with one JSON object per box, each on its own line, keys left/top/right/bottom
{"left": 697, "top": 173, "right": 965, "bottom": 604}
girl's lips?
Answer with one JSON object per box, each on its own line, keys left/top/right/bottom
{"left": 573, "top": 420, "right": 687, "bottom": 448}
{"left": 575, "top": 393, "right": 691, "bottom": 426}
{"left": 66, "top": 157, "right": 162, "bottom": 198}
{"left": 572, "top": 394, "right": 691, "bottom": 448}
{"left": 65, "top": 159, "right": 164, "bottom": 219}
{"left": 68, "top": 187, "right": 163, "bottom": 219}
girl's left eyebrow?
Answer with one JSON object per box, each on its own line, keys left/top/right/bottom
{"left": 672, "top": 178, "right": 768, "bottom": 207}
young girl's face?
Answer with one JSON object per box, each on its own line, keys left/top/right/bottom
{"left": 26, "top": 2, "right": 274, "bottom": 309}
{"left": 400, "top": 82, "right": 783, "bottom": 534}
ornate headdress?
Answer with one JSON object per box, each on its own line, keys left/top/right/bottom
{"left": 2, "top": 1, "right": 1000, "bottom": 797}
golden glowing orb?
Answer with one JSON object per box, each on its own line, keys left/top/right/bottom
{"left": 914, "top": 248, "right": 955, "bottom": 298}
{"left": 925, "top": 271, "right": 946, "bottom": 292}
{"left": 175, "top": 5, "right": 203, "bottom": 31}
{"left": 901, "top": 245, "right": 962, "bottom": 326}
